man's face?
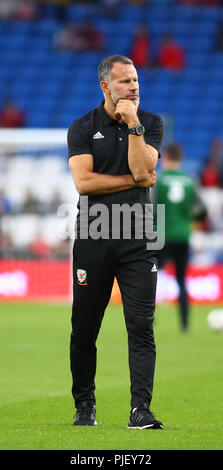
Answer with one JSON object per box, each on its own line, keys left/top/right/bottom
{"left": 108, "top": 62, "right": 139, "bottom": 106}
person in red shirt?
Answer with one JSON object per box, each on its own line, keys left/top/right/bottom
{"left": 129, "top": 25, "right": 151, "bottom": 68}
{"left": 157, "top": 35, "right": 185, "bottom": 71}
{"left": 0, "top": 99, "right": 26, "bottom": 127}
{"left": 200, "top": 158, "right": 221, "bottom": 187}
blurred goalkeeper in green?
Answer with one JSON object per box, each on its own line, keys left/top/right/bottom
{"left": 155, "top": 142, "right": 204, "bottom": 331}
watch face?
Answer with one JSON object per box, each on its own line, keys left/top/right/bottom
{"left": 128, "top": 125, "right": 145, "bottom": 135}
{"left": 136, "top": 125, "right": 144, "bottom": 135}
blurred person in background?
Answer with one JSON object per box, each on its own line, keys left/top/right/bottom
{"left": 154, "top": 142, "right": 205, "bottom": 332}
{"left": 157, "top": 34, "right": 185, "bottom": 72}
{"left": 0, "top": 98, "right": 26, "bottom": 128}
{"left": 129, "top": 24, "right": 152, "bottom": 69}
{"left": 200, "top": 157, "right": 221, "bottom": 188}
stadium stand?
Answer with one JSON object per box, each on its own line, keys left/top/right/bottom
{"left": 0, "top": 2, "right": 222, "bottom": 164}
{"left": 0, "top": 1, "right": 223, "bottom": 301}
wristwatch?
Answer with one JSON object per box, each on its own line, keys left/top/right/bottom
{"left": 128, "top": 124, "right": 145, "bottom": 136}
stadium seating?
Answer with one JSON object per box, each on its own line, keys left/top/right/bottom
{"left": 1, "top": 3, "right": 223, "bottom": 172}
{"left": 1, "top": 3, "right": 223, "bottom": 265}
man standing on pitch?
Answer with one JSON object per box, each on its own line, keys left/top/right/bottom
{"left": 67, "top": 55, "right": 164, "bottom": 429}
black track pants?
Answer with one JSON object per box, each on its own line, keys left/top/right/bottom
{"left": 158, "top": 242, "right": 189, "bottom": 328}
{"left": 70, "top": 238, "right": 158, "bottom": 409}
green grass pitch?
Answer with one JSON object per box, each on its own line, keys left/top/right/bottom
{"left": 0, "top": 301, "right": 222, "bottom": 450}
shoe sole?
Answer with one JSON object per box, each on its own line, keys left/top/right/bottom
{"left": 128, "top": 424, "right": 163, "bottom": 430}
{"left": 73, "top": 420, "right": 97, "bottom": 426}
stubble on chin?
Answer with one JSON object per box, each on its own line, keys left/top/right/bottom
{"left": 112, "top": 95, "right": 139, "bottom": 107}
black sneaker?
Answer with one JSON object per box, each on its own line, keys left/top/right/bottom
{"left": 73, "top": 401, "right": 97, "bottom": 426}
{"left": 128, "top": 405, "right": 163, "bottom": 430}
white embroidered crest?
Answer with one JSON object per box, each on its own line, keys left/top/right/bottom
{"left": 77, "top": 269, "right": 87, "bottom": 285}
